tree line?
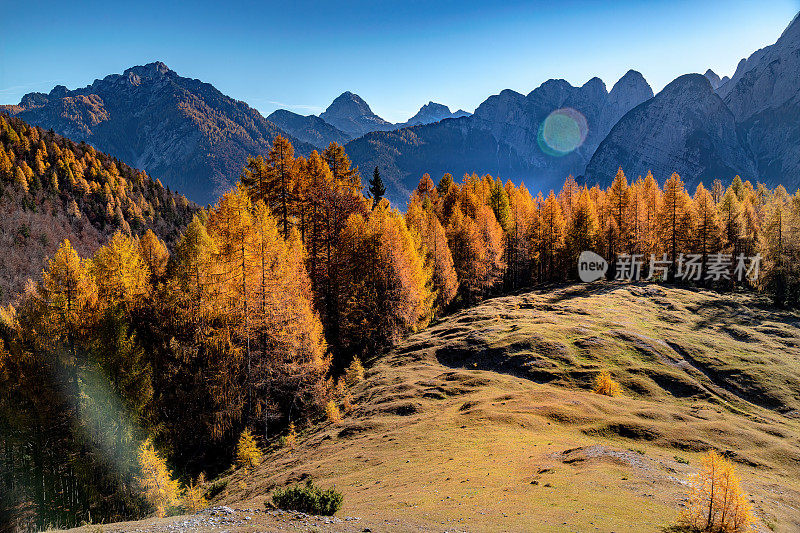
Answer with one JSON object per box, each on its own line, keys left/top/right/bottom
{"left": 2, "top": 132, "right": 799, "bottom": 530}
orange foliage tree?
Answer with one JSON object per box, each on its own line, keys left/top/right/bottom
{"left": 679, "top": 451, "right": 753, "bottom": 533}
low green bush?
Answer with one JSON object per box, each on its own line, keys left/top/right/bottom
{"left": 270, "top": 478, "right": 343, "bottom": 515}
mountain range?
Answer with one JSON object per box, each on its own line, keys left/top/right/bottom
{"left": 2, "top": 13, "right": 799, "bottom": 206}
{"left": 269, "top": 93, "right": 472, "bottom": 148}
{"left": 345, "top": 70, "right": 654, "bottom": 201}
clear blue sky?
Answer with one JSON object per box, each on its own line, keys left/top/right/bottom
{"left": 1, "top": 0, "right": 798, "bottom": 123}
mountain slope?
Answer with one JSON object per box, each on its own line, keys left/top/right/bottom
{"left": 65, "top": 283, "right": 800, "bottom": 532}
{"left": 266, "top": 109, "right": 352, "bottom": 149}
{"left": 347, "top": 71, "right": 653, "bottom": 204}
{"left": 345, "top": 118, "right": 529, "bottom": 205}
{"left": 319, "top": 92, "right": 395, "bottom": 138}
{"left": 584, "top": 74, "right": 757, "bottom": 187}
{"left": 1, "top": 62, "right": 315, "bottom": 205}
{"left": 193, "top": 284, "right": 800, "bottom": 531}
{"left": 0, "top": 114, "right": 196, "bottom": 303}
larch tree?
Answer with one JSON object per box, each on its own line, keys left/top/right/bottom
{"left": 91, "top": 231, "right": 150, "bottom": 309}
{"left": 639, "top": 171, "right": 662, "bottom": 258}
{"left": 719, "top": 188, "right": 743, "bottom": 256}
{"left": 339, "top": 203, "right": 431, "bottom": 355}
{"left": 537, "top": 191, "right": 565, "bottom": 281}
{"left": 323, "top": 142, "right": 361, "bottom": 193}
{"left": 488, "top": 178, "right": 511, "bottom": 231}
{"left": 137, "top": 229, "right": 170, "bottom": 282}
{"left": 34, "top": 240, "right": 98, "bottom": 397}
{"left": 242, "top": 135, "right": 297, "bottom": 237}
{"left": 606, "top": 167, "right": 632, "bottom": 266}
{"left": 505, "top": 181, "right": 536, "bottom": 289}
{"left": 679, "top": 451, "right": 753, "bottom": 533}
{"left": 207, "top": 185, "right": 259, "bottom": 419}
{"left": 659, "top": 173, "right": 693, "bottom": 277}
{"left": 692, "top": 183, "right": 723, "bottom": 278}
{"left": 760, "top": 186, "right": 799, "bottom": 306}
{"left": 406, "top": 189, "right": 458, "bottom": 315}
{"left": 565, "top": 188, "right": 598, "bottom": 274}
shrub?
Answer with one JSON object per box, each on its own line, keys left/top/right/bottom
{"left": 325, "top": 400, "right": 342, "bottom": 424}
{"left": 285, "top": 421, "right": 297, "bottom": 450}
{"left": 183, "top": 474, "right": 208, "bottom": 512}
{"left": 344, "top": 357, "right": 365, "bottom": 387}
{"left": 270, "top": 478, "right": 343, "bottom": 516}
{"left": 679, "top": 451, "right": 753, "bottom": 533}
{"left": 236, "top": 428, "right": 262, "bottom": 469}
{"left": 593, "top": 370, "right": 621, "bottom": 396}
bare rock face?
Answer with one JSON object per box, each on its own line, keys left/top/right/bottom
{"left": 607, "top": 70, "right": 655, "bottom": 123}
{"left": 1, "top": 62, "right": 314, "bottom": 205}
{"left": 267, "top": 109, "right": 352, "bottom": 149}
{"left": 584, "top": 74, "right": 757, "bottom": 188}
{"left": 319, "top": 92, "right": 394, "bottom": 138}
{"left": 704, "top": 69, "right": 723, "bottom": 90}
{"left": 720, "top": 13, "right": 800, "bottom": 189}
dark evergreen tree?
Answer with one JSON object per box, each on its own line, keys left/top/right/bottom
{"left": 368, "top": 166, "right": 386, "bottom": 208}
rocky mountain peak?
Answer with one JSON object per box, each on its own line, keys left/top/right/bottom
{"left": 610, "top": 70, "right": 651, "bottom": 96}
{"left": 124, "top": 61, "right": 172, "bottom": 79}
{"left": 319, "top": 91, "right": 393, "bottom": 137}
{"left": 2, "top": 62, "right": 314, "bottom": 205}
{"left": 704, "top": 69, "right": 722, "bottom": 89}
{"left": 322, "top": 91, "right": 374, "bottom": 118}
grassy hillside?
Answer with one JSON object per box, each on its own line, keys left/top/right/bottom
{"left": 67, "top": 283, "right": 800, "bottom": 532}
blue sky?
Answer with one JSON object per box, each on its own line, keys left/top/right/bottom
{"left": 1, "top": 0, "right": 798, "bottom": 122}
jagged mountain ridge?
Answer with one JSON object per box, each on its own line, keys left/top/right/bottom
{"left": 1, "top": 62, "right": 315, "bottom": 205}
{"left": 266, "top": 109, "right": 352, "bottom": 149}
{"left": 272, "top": 98, "right": 471, "bottom": 151}
{"left": 346, "top": 70, "right": 654, "bottom": 205}
{"left": 584, "top": 74, "right": 757, "bottom": 187}
{"left": 399, "top": 102, "right": 471, "bottom": 127}
{"left": 586, "top": 13, "right": 800, "bottom": 190}
{"left": 721, "top": 13, "right": 800, "bottom": 188}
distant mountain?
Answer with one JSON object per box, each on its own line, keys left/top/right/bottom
{"left": 346, "top": 70, "right": 653, "bottom": 205}
{"left": 1, "top": 62, "right": 315, "bottom": 205}
{"left": 267, "top": 109, "right": 351, "bottom": 149}
{"left": 400, "top": 102, "right": 471, "bottom": 127}
{"left": 270, "top": 99, "right": 469, "bottom": 150}
{"left": 318, "top": 92, "right": 394, "bottom": 138}
{"left": 584, "top": 74, "right": 757, "bottom": 188}
{"left": 720, "top": 13, "right": 800, "bottom": 189}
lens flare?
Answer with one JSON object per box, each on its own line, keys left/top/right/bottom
{"left": 537, "top": 107, "right": 588, "bottom": 157}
